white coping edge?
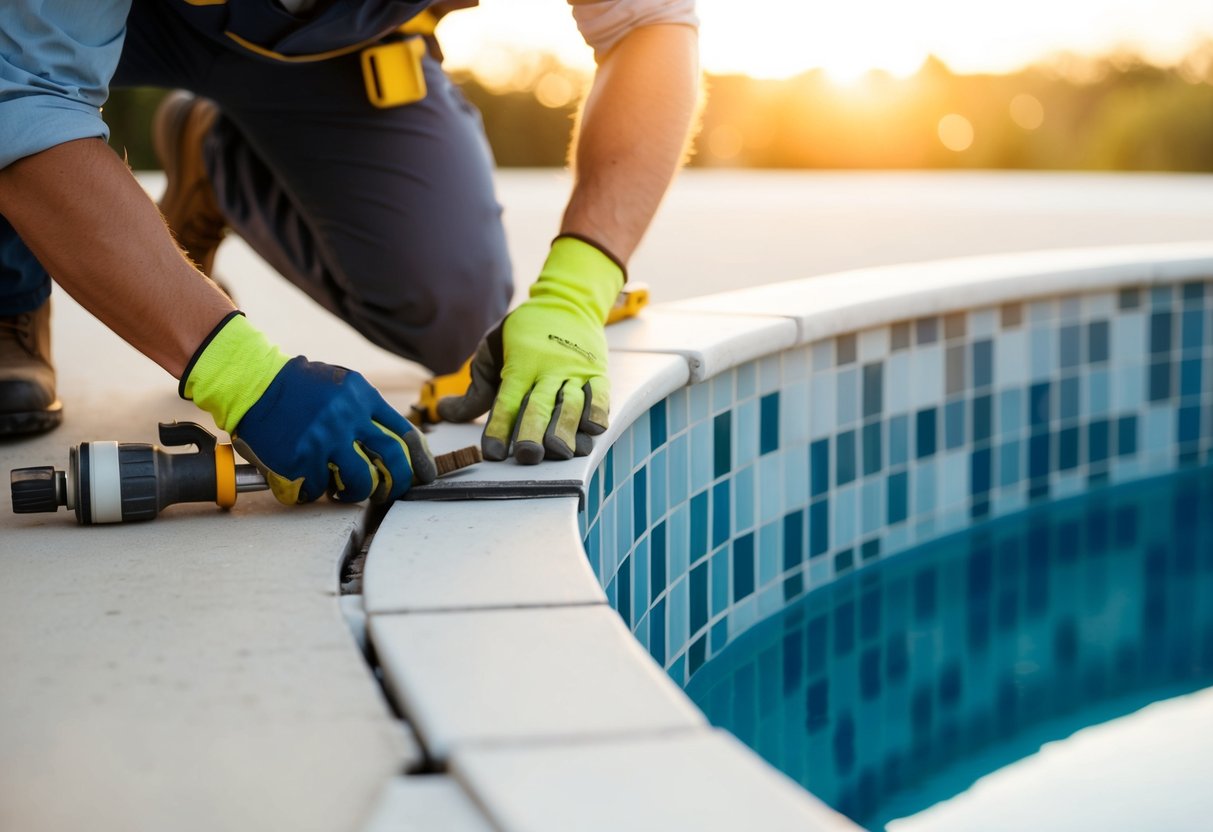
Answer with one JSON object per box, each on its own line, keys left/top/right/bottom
{"left": 361, "top": 242, "right": 1213, "bottom": 832}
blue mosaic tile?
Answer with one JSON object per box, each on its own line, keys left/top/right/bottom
{"left": 734, "top": 533, "right": 756, "bottom": 602}
{"left": 810, "top": 498, "right": 830, "bottom": 557}
{"left": 690, "top": 490, "right": 709, "bottom": 561}
{"left": 945, "top": 401, "right": 966, "bottom": 450}
{"left": 713, "top": 412, "right": 732, "bottom": 479}
{"left": 649, "top": 399, "right": 668, "bottom": 451}
{"left": 633, "top": 466, "right": 647, "bottom": 540}
{"left": 812, "top": 439, "right": 831, "bottom": 496}
{"left": 734, "top": 465, "right": 755, "bottom": 533}
{"left": 759, "top": 520, "right": 780, "bottom": 586}
{"left": 838, "top": 368, "right": 860, "bottom": 427}
{"left": 1089, "top": 320, "right": 1110, "bottom": 363}
{"left": 650, "top": 521, "right": 667, "bottom": 602}
{"left": 761, "top": 392, "right": 780, "bottom": 455}
{"left": 863, "top": 422, "right": 883, "bottom": 477}
{"left": 889, "top": 415, "right": 909, "bottom": 467}
{"left": 690, "top": 562, "right": 709, "bottom": 635}
{"left": 837, "top": 430, "right": 858, "bottom": 485}
{"left": 649, "top": 448, "right": 668, "bottom": 522}
{"left": 917, "top": 408, "right": 938, "bottom": 459}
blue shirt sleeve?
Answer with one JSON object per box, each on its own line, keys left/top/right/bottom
{"left": 0, "top": 1, "right": 132, "bottom": 170}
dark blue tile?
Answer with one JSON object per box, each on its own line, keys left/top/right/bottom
{"left": 603, "top": 447, "right": 615, "bottom": 497}
{"left": 618, "top": 556, "right": 632, "bottom": 627}
{"left": 783, "top": 572, "right": 804, "bottom": 602}
{"left": 810, "top": 498, "right": 829, "bottom": 558}
{"left": 862, "top": 538, "right": 881, "bottom": 562}
{"left": 1029, "top": 431, "right": 1051, "bottom": 480}
{"left": 1150, "top": 311, "right": 1173, "bottom": 354}
{"left": 688, "top": 635, "right": 707, "bottom": 676}
{"left": 1059, "top": 324, "right": 1082, "bottom": 369}
{"left": 1117, "top": 415, "right": 1138, "bottom": 457}
{"left": 945, "top": 400, "right": 966, "bottom": 450}
{"left": 713, "top": 411, "right": 732, "bottom": 479}
{"left": 806, "top": 678, "right": 829, "bottom": 733}
{"left": 1088, "top": 419, "right": 1110, "bottom": 465}
{"left": 889, "top": 414, "right": 909, "bottom": 467}
{"left": 972, "top": 340, "right": 993, "bottom": 388}
{"left": 690, "top": 562, "right": 708, "bottom": 634}
{"left": 1180, "top": 405, "right": 1201, "bottom": 445}
{"left": 650, "top": 598, "right": 666, "bottom": 665}
{"left": 1060, "top": 377, "right": 1080, "bottom": 421}
{"left": 835, "top": 548, "right": 854, "bottom": 574}
{"left": 1059, "top": 426, "right": 1080, "bottom": 471}
{"left": 783, "top": 510, "right": 804, "bottom": 569}
{"left": 649, "top": 399, "right": 668, "bottom": 451}
{"left": 915, "top": 317, "right": 939, "bottom": 345}
{"left": 939, "top": 662, "right": 962, "bottom": 708}
{"left": 888, "top": 471, "right": 908, "bottom": 525}
{"left": 633, "top": 466, "right": 647, "bottom": 540}
{"left": 1118, "top": 287, "right": 1141, "bottom": 309}
{"left": 760, "top": 392, "right": 780, "bottom": 455}
{"left": 970, "top": 448, "right": 992, "bottom": 495}
{"left": 811, "top": 439, "right": 830, "bottom": 496}
{"left": 711, "top": 619, "right": 728, "bottom": 654}
{"left": 650, "top": 521, "right": 667, "bottom": 603}
{"left": 712, "top": 480, "right": 730, "bottom": 550}
{"left": 836, "top": 430, "right": 857, "bottom": 485}
{"left": 1183, "top": 281, "right": 1205, "bottom": 304}
{"left": 1183, "top": 308, "right": 1205, "bottom": 352}
{"left": 1030, "top": 383, "right": 1051, "bottom": 427}
{"left": 1149, "top": 359, "right": 1172, "bottom": 402}
{"left": 863, "top": 421, "right": 883, "bottom": 476}
{"left": 916, "top": 408, "right": 938, "bottom": 458}
{"left": 782, "top": 629, "right": 804, "bottom": 694}
{"left": 733, "top": 533, "right": 755, "bottom": 602}
{"left": 690, "top": 490, "right": 709, "bottom": 559}
{"left": 1181, "top": 357, "right": 1202, "bottom": 398}
{"left": 863, "top": 363, "right": 883, "bottom": 418}
{"left": 1088, "top": 320, "right": 1110, "bottom": 364}
{"left": 973, "top": 394, "right": 992, "bottom": 444}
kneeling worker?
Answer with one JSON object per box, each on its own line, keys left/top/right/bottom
{"left": 0, "top": 0, "right": 700, "bottom": 505}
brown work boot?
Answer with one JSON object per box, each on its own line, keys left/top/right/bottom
{"left": 153, "top": 91, "right": 227, "bottom": 277}
{"left": 0, "top": 300, "right": 62, "bottom": 436}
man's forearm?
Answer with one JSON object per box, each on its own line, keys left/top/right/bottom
{"left": 0, "top": 138, "right": 234, "bottom": 377}
{"left": 561, "top": 24, "right": 699, "bottom": 263}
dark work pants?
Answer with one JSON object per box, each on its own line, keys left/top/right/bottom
{"left": 0, "top": 0, "right": 513, "bottom": 374}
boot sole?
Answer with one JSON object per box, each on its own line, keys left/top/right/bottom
{"left": 0, "top": 403, "right": 63, "bottom": 437}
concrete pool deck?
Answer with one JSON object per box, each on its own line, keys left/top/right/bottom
{"left": 2, "top": 170, "right": 1212, "bottom": 831}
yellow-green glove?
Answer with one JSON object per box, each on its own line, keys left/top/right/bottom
{"left": 181, "top": 312, "right": 435, "bottom": 504}
{"left": 437, "top": 235, "right": 624, "bottom": 464}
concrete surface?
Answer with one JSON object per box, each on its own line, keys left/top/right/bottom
{"left": 1, "top": 169, "right": 1209, "bottom": 831}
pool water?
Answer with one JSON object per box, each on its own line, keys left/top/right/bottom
{"left": 685, "top": 467, "right": 1213, "bottom": 830}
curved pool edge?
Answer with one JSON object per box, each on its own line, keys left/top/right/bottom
{"left": 358, "top": 241, "right": 1213, "bottom": 832}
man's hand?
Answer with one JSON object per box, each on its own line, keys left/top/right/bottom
{"left": 437, "top": 236, "right": 623, "bottom": 464}
{"left": 183, "top": 313, "right": 436, "bottom": 504}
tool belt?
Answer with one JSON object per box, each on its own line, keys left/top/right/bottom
{"left": 175, "top": 0, "right": 477, "bottom": 109}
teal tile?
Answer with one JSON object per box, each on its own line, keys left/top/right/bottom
{"left": 712, "top": 371, "right": 734, "bottom": 413}
{"left": 669, "top": 503, "right": 690, "bottom": 579}
{"left": 690, "top": 380, "right": 710, "bottom": 422}
{"left": 668, "top": 388, "right": 688, "bottom": 434}
{"left": 737, "top": 360, "right": 757, "bottom": 400}
{"left": 669, "top": 433, "right": 689, "bottom": 508}
{"left": 758, "top": 520, "right": 781, "bottom": 587}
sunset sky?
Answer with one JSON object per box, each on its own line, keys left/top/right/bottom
{"left": 439, "top": 0, "right": 1213, "bottom": 83}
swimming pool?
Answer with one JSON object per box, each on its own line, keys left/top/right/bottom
{"left": 685, "top": 467, "right": 1213, "bottom": 829}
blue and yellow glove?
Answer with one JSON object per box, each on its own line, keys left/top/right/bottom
{"left": 437, "top": 235, "right": 624, "bottom": 464}
{"left": 181, "top": 312, "right": 436, "bottom": 504}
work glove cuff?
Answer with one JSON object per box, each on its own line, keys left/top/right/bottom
{"left": 179, "top": 311, "right": 291, "bottom": 434}
{"left": 535, "top": 235, "right": 626, "bottom": 324}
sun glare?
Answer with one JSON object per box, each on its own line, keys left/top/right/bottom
{"left": 438, "top": 0, "right": 1213, "bottom": 84}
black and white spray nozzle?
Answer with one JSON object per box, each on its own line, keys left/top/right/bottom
{"left": 9, "top": 421, "right": 265, "bottom": 525}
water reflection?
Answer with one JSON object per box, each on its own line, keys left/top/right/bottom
{"left": 685, "top": 468, "right": 1213, "bottom": 830}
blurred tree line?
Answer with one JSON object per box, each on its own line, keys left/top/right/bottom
{"left": 104, "top": 43, "right": 1213, "bottom": 172}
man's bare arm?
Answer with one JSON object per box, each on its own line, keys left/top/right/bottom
{"left": 0, "top": 138, "right": 234, "bottom": 378}
{"left": 561, "top": 23, "right": 699, "bottom": 263}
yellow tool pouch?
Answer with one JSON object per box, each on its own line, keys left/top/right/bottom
{"left": 361, "top": 35, "right": 427, "bottom": 108}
